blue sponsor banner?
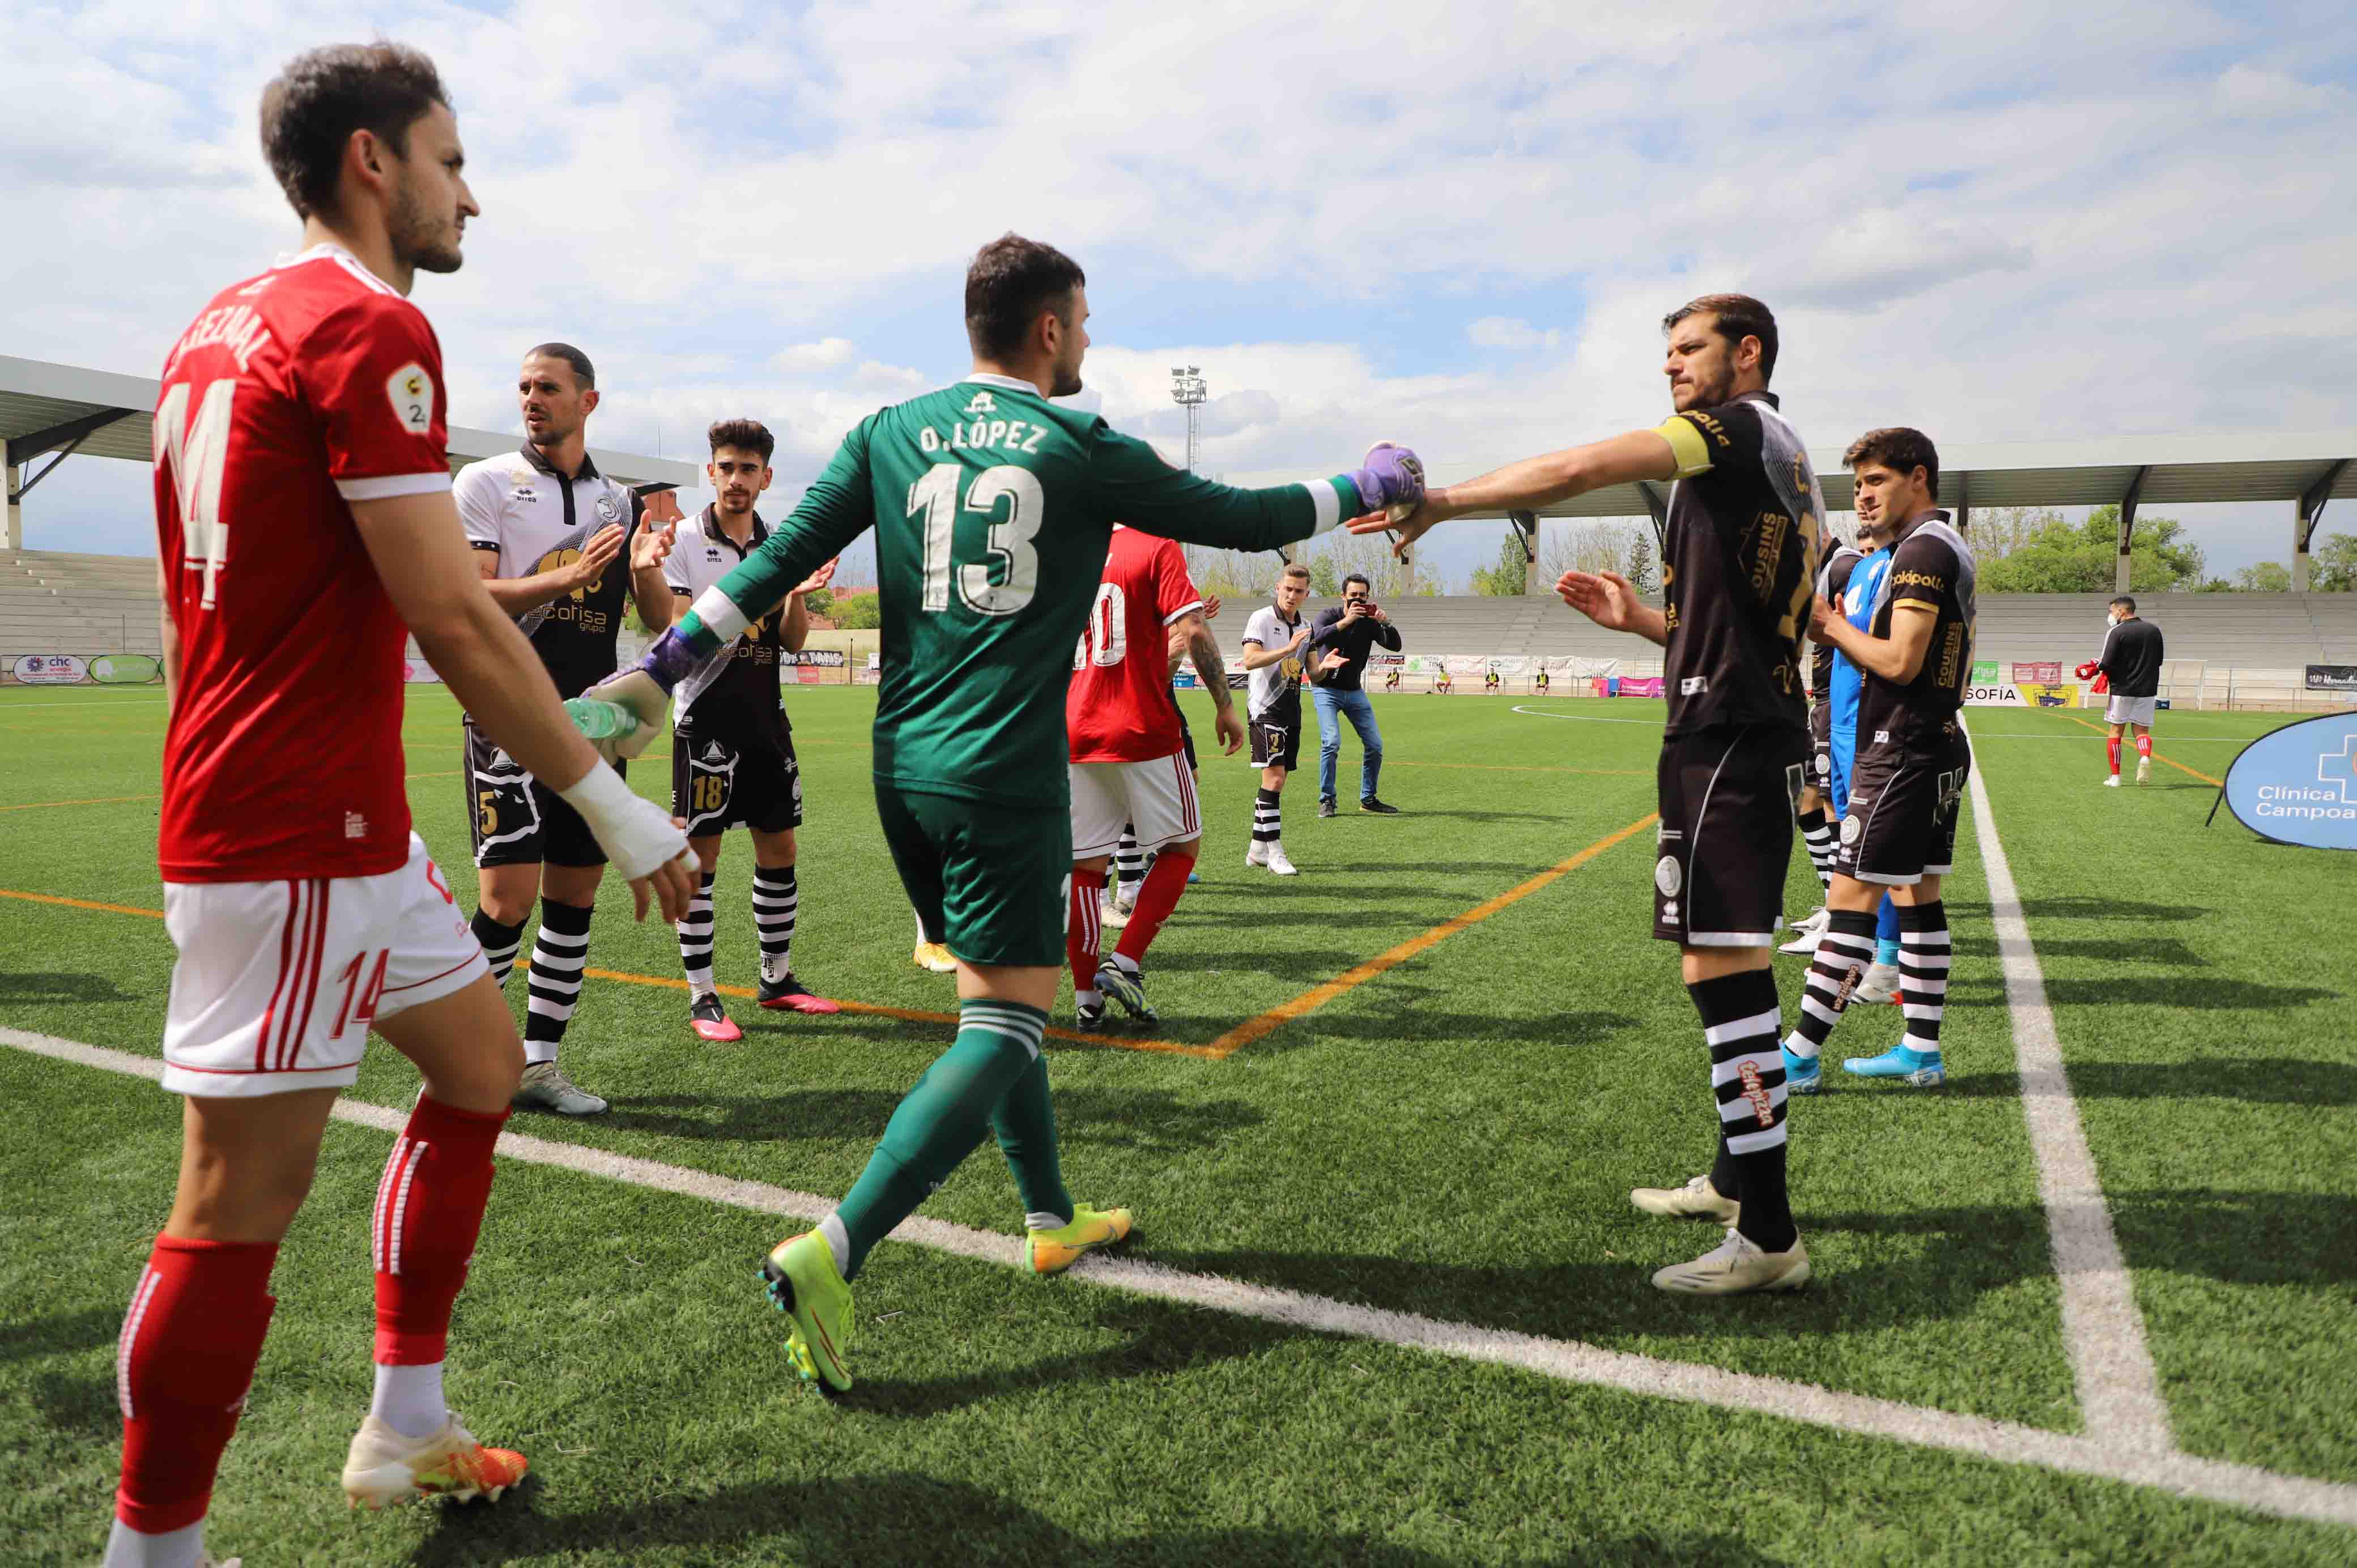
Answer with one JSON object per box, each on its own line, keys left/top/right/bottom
{"left": 2221, "top": 713, "right": 2357, "bottom": 850}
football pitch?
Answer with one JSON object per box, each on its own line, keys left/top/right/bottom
{"left": 2, "top": 684, "right": 2351, "bottom": 1565}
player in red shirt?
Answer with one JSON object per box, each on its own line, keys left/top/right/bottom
{"left": 112, "top": 43, "right": 694, "bottom": 1568}
{"left": 1065, "top": 526, "right": 1244, "bottom": 1026}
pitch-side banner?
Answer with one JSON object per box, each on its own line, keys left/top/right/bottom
{"left": 90, "top": 654, "right": 161, "bottom": 685}
{"left": 2221, "top": 713, "right": 2357, "bottom": 850}
{"left": 1965, "top": 681, "right": 2082, "bottom": 708}
{"left": 11, "top": 654, "right": 88, "bottom": 685}
{"left": 2307, "top": 665, "right": 2357, "bottom": 692}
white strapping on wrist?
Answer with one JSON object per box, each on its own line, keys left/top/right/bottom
{"left": 688, "top": 585, "right": 752, "bottom": 643}
{"left": 556, "top": 759, "right": 639, "bottom": 830}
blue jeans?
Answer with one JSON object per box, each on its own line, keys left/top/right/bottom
{"left": 1314, "top": 686, "right": 1384, "bottom": 803}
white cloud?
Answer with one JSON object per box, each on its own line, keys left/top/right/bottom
{"left": 1467, "top": 317, "right": 1564, "bottom": 351}
{"left": 773, "top": 338, "right": 858, "bottom": 372}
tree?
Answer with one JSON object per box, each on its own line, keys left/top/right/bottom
{"left": 2311, "top": 532, "right": 2357, "bottom": 593}
{"left": 1470, "top": 531, "right": 1528, "bottom": 596}
{"left": 802, "top": 587, "right": 834, "bottom": 620}
{"left": 1307, "top": 556, "right": 1339, "bottom": 596}
{"left": 1624, "top": 531, "right": 1654, "bottom": 594}
{"left": 1975, "top": 504, "right": 2205, "bottom": 594}
{"left": 2234, "top": 560, "right": 2293, "bottom": 593}
{"left": 834, "top": 591, "right": 883, "bottom": 630}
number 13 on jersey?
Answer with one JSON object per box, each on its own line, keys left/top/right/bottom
{"left": 907, "top": 463, "right": 1043, "bottom": 617}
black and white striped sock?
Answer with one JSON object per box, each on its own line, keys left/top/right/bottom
{"left": 677, "top": 870, "right": 717, "bottom": 996}
{"left": 1252, "top": 787, "right": 1282, "bottom": 845}
{"left": 1115, "top": 825, "right": 1144, "bottom": 897}
{"left": 1784, "top": 907, "right": 1878, "bottom": 1059}
{"left": 1798, "top": 807, "right": 1836, "bottom": 890}
{"left": 754, "top": 866, "right": 797, "bottom": 983}
{"left": 1691, "top": 968, "right": 1794, "bottom": 1252}
{"left": 1897, "top": 901, "right": 1950, "bottom": 1057}
{"left": 469, "top": 910, "right": 524, "bottom": 987}
{"left": 522, "top": 898, "right": 593, "bottom": 1064}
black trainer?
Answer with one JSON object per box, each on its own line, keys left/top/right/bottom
{"left": 1359, "top": 797, "right": 1401, "bottom": 815}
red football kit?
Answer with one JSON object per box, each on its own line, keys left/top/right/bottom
{"left": 1065, "top": 525, "right": 1204, "bottom": 764}
{"left": 152, "top": 242, "right": 452, "bottom": 883}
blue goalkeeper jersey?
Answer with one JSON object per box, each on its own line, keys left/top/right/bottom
{"left": 1827, "top": 544, "right": 1894, "bottom": 816}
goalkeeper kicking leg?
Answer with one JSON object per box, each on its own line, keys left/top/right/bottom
{"left": 756, "top": 785, "right": 1131, "bottom": 1392}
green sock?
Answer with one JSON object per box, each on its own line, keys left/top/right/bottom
{"left": 992, "top": 1051, "right": 1073, "bottom": 1228}
{"left": 831, "top": 999, "right": 1049, "bottom": 1280}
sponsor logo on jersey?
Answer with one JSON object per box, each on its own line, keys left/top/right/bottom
{"left": 1680, "top": 675, "right": 1708, "bottom": 694}
{"left": 509, "top": 485, "right": 538, "bottom": 504}
{"left": 1687, "top": 410, "right": 1729, "bottom": 448}
{"left": 1891, "top": 570, "right": 1946, "bottom": 590}
{"left": 345, "top": 811, "right": 368, "bottom": 839}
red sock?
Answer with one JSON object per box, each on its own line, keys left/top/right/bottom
{"left": 2107, "top": 736, "right": 2121, "bottom": 774}
{"left": 115, "top": 1235, "right": 278, "bottom": 1534}
{"left": 2136, "top": 734, "right": 2152, "bottom": 759}
{"left": 1114, "top": 845, "right": 1197, "bottom": 965}
{"left": 374, "top": 1096, "right": 507, "bottom": 1365}
{"left": 1067, "top": 868, "right": 1105, "bottom": 994}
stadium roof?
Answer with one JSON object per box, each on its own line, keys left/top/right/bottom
{"left": 2, "top": 353, "right": 702, "bottom": 501}
{"left": 1228, "top": 429, "right": 2356, "bottom": 523}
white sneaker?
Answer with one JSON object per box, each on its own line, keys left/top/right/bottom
{"left": 1854, "top": 961, "right": 1902, "bottom": 1006}
{"left": 2135, "top": 758, "right": 2151, "bottom": 786}
{"left": 341, "top": 1412, "right": 529, "bottom": 1509}
{"left": 1779, "top": 908, "right": 1829, "bottom": 956}
{"left": 1652, "top": 1228, "right": 1811, "bottom": 1295}
{"left": 1628, "top": 1174, "right": 1740, "bottom": 1224}
{"left": 512, "top": 1060, "right": 609, "bottom": 1116}
{"left": 1266, "top": 844, "right": 1299, "bottom": 876}
{"left": 2104, "top": 775, "right": 2121, "bottom": 788}
{"left": 1245, "top": 841, "right": 1270, "bottom": 868}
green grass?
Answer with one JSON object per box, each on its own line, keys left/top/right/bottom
{"left": 1, "top": 683, "right": 2350, "bottom": 1563}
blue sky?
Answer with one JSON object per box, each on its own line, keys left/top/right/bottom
{"left": 8, "top": 1, "right": 2355, "bottom": 587}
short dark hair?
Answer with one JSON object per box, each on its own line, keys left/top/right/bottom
{"left": 2111, "top": 595, "right": 2137, "bottom": 613}
{"left": 1280, "top": 562, "right": 1311, "bottom": 582}
{"left": 525, "top": 342, "right": 595, "bottom": 390}
{"left": 1662, "top": 293, "right": 1779, "bottom": 384}
{"left": 965, "top": 233, "right": 1086, "bottom": 362}
{"left": 1342, "top": 573, "right": 1372, "bottom": 594}
{"left": 1843, "top": 427, "right": 1941, "bottom": 496}
{"left": 259, "top": 42, "right": 449, "bottom": 220}
{"left": 708, "top": 418, "right": 775, "bottom": 462}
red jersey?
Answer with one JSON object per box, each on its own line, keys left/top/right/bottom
{"left": 1066, "top": 526, "right": 1205, "bottom": 764}
{"left": 153, "top": 244, "right": 451, "bottom": 883}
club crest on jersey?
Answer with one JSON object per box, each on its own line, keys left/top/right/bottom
{"left": 963, "top": 391, "right": 997, "bottom": 415}
{"left": 384, "top": 364, "right": 432, "bottom": 433}
{"left": 595, "top": 492, "right": 621, "bottom": 523}
{"left": 1654, "top": 855, "right": 1682, "bottom": 897}
{"left": 702, "top": 741, "right": 726, "bottom": 762}
{"left": 1840, "top": 815, "right": 1863, "bottom": 844}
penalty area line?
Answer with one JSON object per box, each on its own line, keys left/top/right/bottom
{"left": 3, "top": 1022, "right": 2352, "bottom": 1532}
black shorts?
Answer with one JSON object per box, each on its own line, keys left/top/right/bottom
{"left": 672, "top": 722, "right": 803, "bottom": 838}
{"left": 1808, "top": 699, "right": 1834, "bottom": 787}
{"left": 1652, "top": 723, "right": 1806, "bottom": 947}
{"left": 1837, "top": 728, "right": 1970, "bottom": 887}
{"left": 465, "top": 718, "right": 620, "bottom": 869}
{"left": 1249, "top": 706, "right": 1301, "bottom": 771}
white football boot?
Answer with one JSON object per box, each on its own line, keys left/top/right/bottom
{"left": 1266, "top": 843, "right": 1299, "bottom": 876}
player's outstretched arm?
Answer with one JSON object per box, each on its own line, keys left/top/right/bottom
{"left": 1349, "top": 428, "right": 1680, "bottom": 553}
{"left": 668, "top": 433, "right": 875, "bottom": 664}
{"left": 1174, "top": 611, "right": 1246, "bottom": 754}
{"left": 1558, "top": 569, "right": 1667, "bottom": 647}
{"left": 1087, "top": 426, "right": 1422, "bottom": 554}
{"left": 352, "top": 490, "right": 696, "bottom": 923}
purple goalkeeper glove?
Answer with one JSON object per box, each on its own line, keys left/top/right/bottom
{"left": 632, "top": 625, "right": 706, "bottom": 694}
{"left": 1346, "top": 441, "right": 1426, "bottom": 520}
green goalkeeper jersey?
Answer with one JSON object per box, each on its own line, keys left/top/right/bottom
{"left": 680, "top": 373, "right": 1361, "bottom": 808}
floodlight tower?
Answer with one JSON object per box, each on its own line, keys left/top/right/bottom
{"left": 1169, "top": 364, "right": 1207, "bottom": 472}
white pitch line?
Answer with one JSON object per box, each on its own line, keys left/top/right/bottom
{"left": 1509, "top": 704, "right": 1667, "bottom": 726}
{"left": 5, "top": 1026, "right": 2353, "bottom": 1529}
{"left": 1959, "top": 713, "right": 2177, "bottom": 1455}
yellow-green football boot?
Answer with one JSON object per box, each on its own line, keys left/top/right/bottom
{"left": 760, "top": 1232, "right": 856, "bottom": 1391}
{"left": 1028, "top": 1204, "right": 1134, "bottom": 1275}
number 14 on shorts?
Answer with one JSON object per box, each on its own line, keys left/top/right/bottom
{"left": 334, "top": 949, "right": 391, "bottom": 1040}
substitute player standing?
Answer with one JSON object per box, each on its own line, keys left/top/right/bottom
{"left": 2093, "top": 595, "right": 2164, "bottom": 786}
{"left": 1240, "top": 563, "right": 1343, "bottom": 874}
{"left": 1067, "top": 525, "right": 1245, "bottom": 1026}
{"left": 611, "top": 233, "right": 1423, "bottom": 1388}
{"left": 1780, "top": 428, "right": 1976, "bottom": 1092}
{"left": 113, "top": 43, "right": 692, "bottom": 1568}
{"left": 646, "top": 418, "right": 841, "bottom": 1039}
{"left": 1360, "top": 294, "right": 1819, "bottom": 1295}
{"left": 1781, "top": 527, "right": 1863, "bottom": 949}
{"left": 453, "top": 342, "right": 673, "bottom": 1115}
